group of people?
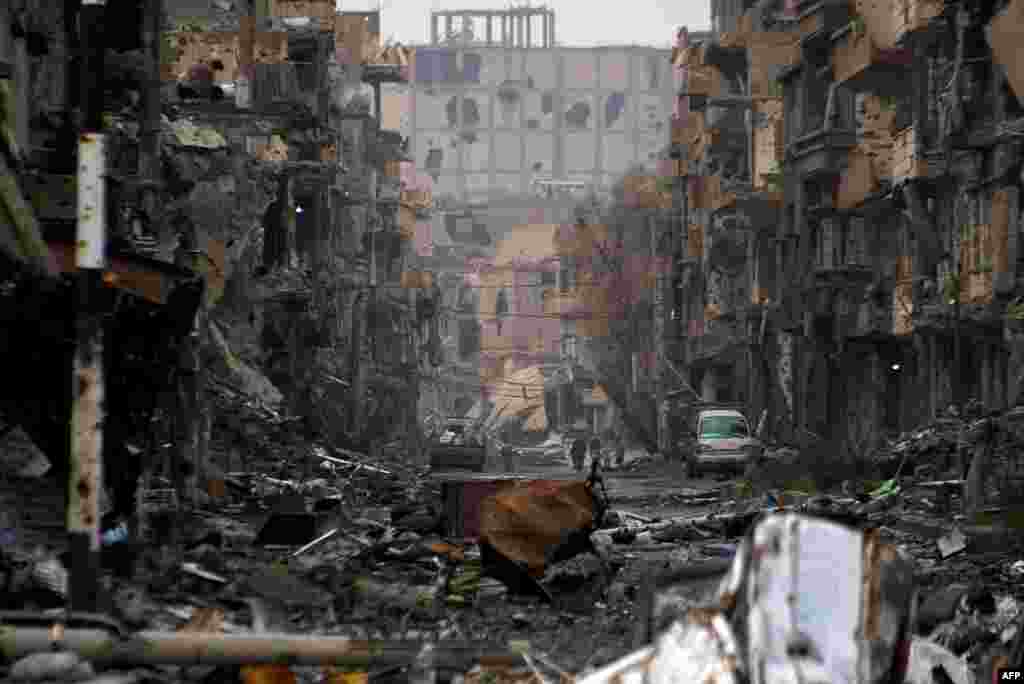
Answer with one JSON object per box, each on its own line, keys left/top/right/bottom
{"left": 570, "top": 432, "right": 626, "bottom": 472}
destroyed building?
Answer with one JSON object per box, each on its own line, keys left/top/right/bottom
{"left": 0, "top": 0, "right": 438, "bottom": 521}
{"left": 668, "top": 0, "right": 1024, "bottom": 458}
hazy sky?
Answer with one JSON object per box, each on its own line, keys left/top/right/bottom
{"left": 337, "top": 0, "right": 710, "bottom": 48}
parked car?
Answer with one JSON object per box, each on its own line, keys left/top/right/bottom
{"left": 678, "top": 405, "right": 763, "bottom": 478}
{"left": 430, "top": 419, "right": 485, "bottom": 472}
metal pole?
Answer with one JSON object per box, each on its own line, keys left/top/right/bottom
{"left": 70, "top": 0, "right": 108, "bottom": 613}
{"left": 0, "top": 624, "right": 528, "bottom": 669}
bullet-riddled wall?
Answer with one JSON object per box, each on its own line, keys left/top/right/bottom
{"left": 383, "top": 46, "right": 674, "bottom": 204}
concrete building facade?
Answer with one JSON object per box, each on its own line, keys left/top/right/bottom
{"left": 381, "top": 8, "right": 675, "bottom": 205}
{"left": 668, "top": 0, "right": 1024, "bottom": 488}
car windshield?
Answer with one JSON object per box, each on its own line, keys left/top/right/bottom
{"left": 699, "top": 415, "right": 749, "bottom": 438}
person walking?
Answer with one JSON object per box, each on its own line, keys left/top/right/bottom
{"left": 570, "top": 437, "right": 587, "bottom": 472}
{"left": 589, "top": 434, "right": 603, "bottom": 470}
{"left": 502, "top": 441, "right": 516, "bottom": 473}
{"left": 615, "top": 432, "right": 626, "bottom": 468}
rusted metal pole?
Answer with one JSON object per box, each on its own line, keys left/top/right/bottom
{"left": 0, "top": 622, "right": 526, "bottom": 669}
{"left": 69, "top": 0, "right": 109, "bottom": 612}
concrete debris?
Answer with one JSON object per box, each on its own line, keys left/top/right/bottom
{"left": 904, "top": 638, "right": 973, "bottom": 684}
{"left": 938, "top": 527, "right": 968, "bottom": 559}
{"left": 8, "top": 652, "right": 95, "bottom": 682}
{"left": 0, "top": 427, "right": 50, "bottom": 478}
{"left": 166, "top": 118, "right": 228, "bottom": 149}
{"left": 2, "top": 355, "right": 1021, "bottom": 682}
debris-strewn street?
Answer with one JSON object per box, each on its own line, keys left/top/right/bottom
{"left": 4, "top": 0, "right": 1024, "bottom": 681}
{"left": 3, "top": 386, "right": 1024, "bottom": 682}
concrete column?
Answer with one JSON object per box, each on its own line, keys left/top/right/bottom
{"left": 445, "top": 15, "right": 453, "bottom": 43}
{"left": 431, "top": 15, "right": 439, "bottom": 45}
{"left": 486, "top": 16, "right": 493, "bottom": 45}
{"left": 549, "top": 11, "right": 556, "bottom": 46}
{"left": 526, "top": 13, "right": 532, "bottom": 48}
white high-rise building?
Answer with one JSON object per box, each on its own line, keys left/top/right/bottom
{"left": 381, "top": 7, "right": 675, "bottom": 206}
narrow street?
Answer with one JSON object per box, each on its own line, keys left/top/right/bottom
{"left": 3, "top": 0, "right": 1024, "bottom": 680}
{"left": 512, "top": 446, "right": 726, "bottom": 520}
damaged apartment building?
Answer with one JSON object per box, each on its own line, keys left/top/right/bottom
{"left": 0, "top": 0, "right": 435, "bottom": 517}
{"left": 670, "top": 0, "right": 1024, "bottom": 455}
{"left": 156, "top": 0, "right": 435, "bottom": 457}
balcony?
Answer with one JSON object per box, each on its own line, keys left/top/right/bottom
{"left": 273, "top": 0, "right": 336, "bottom": 23}
{"left": 748, "top": 36, "right": 801, "bottom": 98}
{"left": 702, "top": 42, "right": 747, "bottom": 80}
{"left": 787, "top": 128, "right": 858, "bottom": 179}
{"left": 831, "top": 25, "right": 912, "bottom": 97}
{"left": 251, "top": 62, "right": 321, "bottom": 115}
{"left": 797, "top": 0, "right": 851, "bottom": 40}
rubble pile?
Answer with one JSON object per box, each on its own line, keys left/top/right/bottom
{"left": 2, "top": 392, "right": 1024, "bottom": 682}
{"left": 876, "top": 403, "right": 1024, "bottom": 492}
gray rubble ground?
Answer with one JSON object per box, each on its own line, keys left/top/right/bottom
{"left": 3, "top": 398, "right": 1024, "bottom": 682}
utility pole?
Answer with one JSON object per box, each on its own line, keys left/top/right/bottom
{"left": 69, "top": 0, "right": 108, "bottom": 613}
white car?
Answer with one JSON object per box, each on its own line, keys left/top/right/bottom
{"left": 683, "top": 408, "right": 763, "bottom": 478}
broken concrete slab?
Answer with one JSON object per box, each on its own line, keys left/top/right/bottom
{"left": 0, "top": 426, "right": 50, "bottom": 479}
{"left": 937, "top": 527, "right": 967, "bottom": 559}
